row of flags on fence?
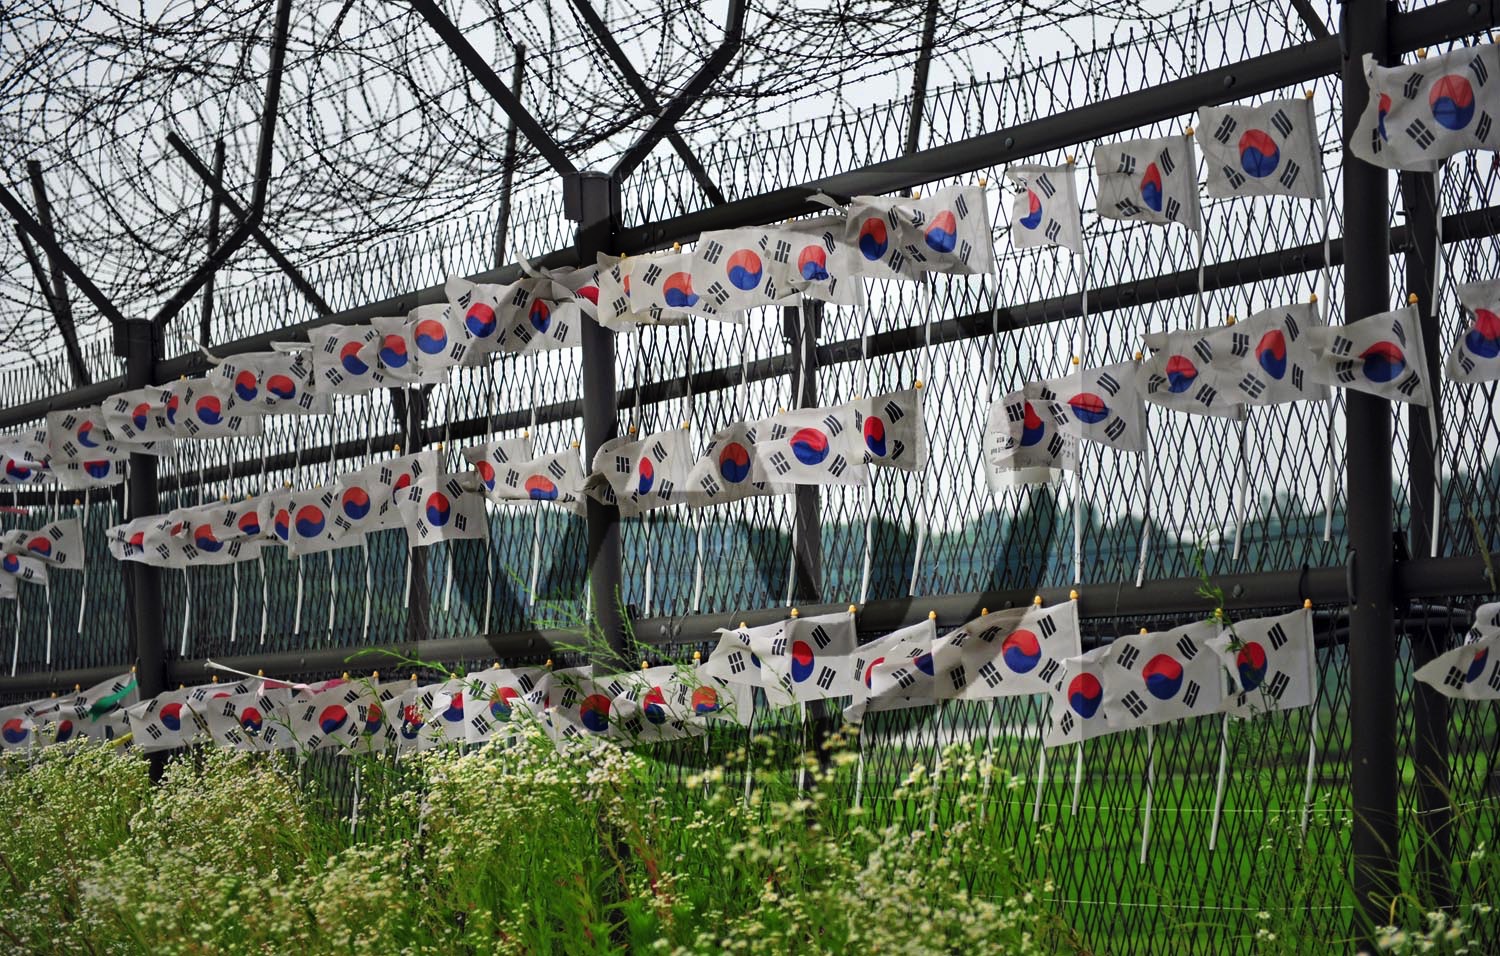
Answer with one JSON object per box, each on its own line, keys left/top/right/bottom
{"left": 0, "top": 518, "right": 83, "bottom": 598}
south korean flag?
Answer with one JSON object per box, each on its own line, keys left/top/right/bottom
{"left": 490, "top": 449, "right": 586, "bottom": 513}
{"left": 1307, "top": 304, "right": 1433, "bottom": 406}
{"left": 214, "top": 349, "right": 328, "bottom": 416}
{"left": 461, "top": 667, "right": 547, "bottom": 744}
{"left": 43, "top": 407, "right": 132, "bottom": 463}
{"left": 284, "top": 483, "right": 357, "bottom": 558}
{"left": 622, "top": 428, "right": 695, "bottom": 516}
{"left": 1096, "top": 135, "right": 1202, "bottom": 231}
{"left": 687, "top": 420, "right": 791, "bottom": 508}
{"left": 1006, "top": 164, "right": 1083, "bottom": 254}
{"left": 942, "top": 601, "right": 1082, "bottom": 702}
{"left": 1201, "top": 303, "right": 1329, "bottom": 406}
{"left": 500, "top": 277, "right": 587, "bottom": 353}
{"left": 460, "top": 435, "right": 535, "bottom": 499}
{"left": 0, "top": 518, "right": 84, "bottom": 570}
{"left": 1043, "top": 643, "right": 1115, "bottom": 748}
{"left": 1198, "top": 98, "right": 1325, "bottom": 200}
{"left": 624, "top": 251, "right": 728, "bottom": 323}
{"left": 691, "top": 227, "right": 796, "bottom": 314}
{"left": 751, "top": 404, "right": 868, "bottom": 487}
{"left": 776, "top": 216, "right": 866, "bottom": 306}
{"left": 396, "top": 473, "right": 488, "bottom": 547}
{"left": 697, "top": 621, "right": 796, "bottom": 708}
{"left": 371, "top": 314, "right": 449, "bottom": 386}
{"left": 845, "top": 184, "right": 994, "bottom": 281}
{"left": 763, "top": 611, "right": 860, "bottom": 702}
{"left": 982, "top": 388, "right": 1074, "bottom": 488}
{"left": 0, "top": 552, "right": 49, "bottom": 585}
{"left": 286, "top": 680, "right": 376, "bottom": 752}
{"left": 592, "top": 255, "right": 683, "bottom": 331}
{"left": 606, "top": 666, "right": 705, "bottom": 745}
{"left": 352, "top": 449, "right": 444, "bottom": 531}
{"left": 1030, "top": 361, "right": 1147, "bottom": 454}
{"left": 1208, "top": 607, "right": 1317, "bottom": 718}
{"left": 442, "top": 278, "right": 507, "bottom": 359}
{"left": 101, "top": 386, "right": 176, "bottom": 452}
{"left": 197, "top": 684, "right": 295, "bottom": 753}
{"left": 1446, "top": 281, "right": 1500, "bottom": 383}
{"left": 1350, "top": 45, "right": 1500, "bottom": 171}
{"left": 1138, "top": 330, "right": 1241, "bottom": 418}
{"left": 853, "top": 389, "right": 927, "bottom": 470}
{"left": 1413, "top": 602, "right": 1500, "bottom": 701}
{"left": 401, "top": 678, "right": 471, "bottom": 751}
{"left": 845, "top": 618, "right": 941, "bottom": 723}
{"left": 171, "top": 376, "right": 265, "bottom": 440}
{"left": 307, "top": 324, "right": 387, "bottom": 396}
{"left": 126, "top": 688, "right": 208, "bottom": 752}
{"left": 0, "top": 701, "right": 40, "bottom": 753}
{"left": 1102, "top": 620, "right": 1231, "bottom": 730}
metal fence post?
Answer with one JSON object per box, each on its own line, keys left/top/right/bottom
{"left": 573, "top": 171, "right": 629, "bottom": 666}
{"left": 1400, "top": 167, "right": 1454, "bottom": 911}
{"left": 1342, "top": 1, "right": 1400, "bottom": 947}
{"left": 120, "top": 319, "right": 166, "bottom": 780}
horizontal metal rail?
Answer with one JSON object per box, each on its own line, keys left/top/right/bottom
{"left": 0, "top": 0, "right": 1489, "bottom": 433}
{"left": 2, "top": 549, "right": 1492, "bottom": 696}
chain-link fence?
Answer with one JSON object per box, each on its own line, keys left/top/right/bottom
{"left": 3, "top": 1, "right": 1500, "bottom": 952}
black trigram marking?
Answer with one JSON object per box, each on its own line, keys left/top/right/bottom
{"left": 1405, "top": 120, "right": 1436, "bottom": 150}
{"left": 1391, "top": 318, "right": 1407, "bottom": 346}
{"left": 1264, "top": 671, "right": 1290, "bottom": 701}
{"left": 509, "top": 287, "right": 530, "bottom": 307}
{"left": 707, "top": 283, "right": 730, "bottom": 306}
{"left": 770, "top": 238, "right": 791, "bottom": 263}
{"left": 1117, "top": 644, "right": 1141, "bottom": 670}
{"left": 948, "top": 666, "right": 967, "bottom": 691}
{"left": 1230, "top": 333, "right": 1250, "bottom": 358}
{"left": 1267, "top": 623, "right": 1289, "bottom": 651}
{"left": 558, "top": 688, "right": 578, "bottom": 709}
{"left": 1196, "top": 383, "right": 1220, "bottom": 408}
{"left": 1402, "top": 73, "right": 1423, "bottom": 99}
{"left": 822, "top": 414, "right": 844, "bottom": 436}
{"left": 771, "top": 637, "right": 787, "bottom": 656}
{"left": 1047, "top": 433, "right": 1066, "bottom": 457}
{"left": 1115, "top": 152, "right": 1137, "bottom": 174}
{"left": 1487, "top": 662, "right": 1500, "bottom": 692}
{"left": 1240, "top": 375, "right": 1266, "bottom": 401}
{"left": 1222, "top": 165, "right": 1247, "bottom": 191}
{"left": 769, "top": 451, "right": 791, "bottom": 476}
{"left": 1175, "top": 636, "right": 1199, "bottom": 660}
{"left": 1104, "top": 418, "right": 1128, "bottom": 442}
{"left": 1459, "top": 353, "right": 1475, "bottom": 375}
{"left": 1096, "top": 372, "right": 1122, "bottom": 396}
{"left": 1213, "top": 115, "right": 1238, "bottom": 144}
{"left": 1329, "top": 334, "right": 1353, "bottom": 357}
{"left": 1270, "top": 108, "right": 1294, "bottom": 138}
{"left": 1397, "top": 375, "right": 1422, "bottom": 397}
{"left": 810, "top": 624, "right": 833, "bottom": 649}
{"left": 1035, "top": 173, "right": 1056, "bottom": 198}
{"left": 888, "top": 250, "right": 907, "bottom": 273}
{"left": 1059, "top": 711, "right": 1075, "bottom": 734}
{"left": 642, "top": 264, "right": 663, "bottom": 285}
{"left": 1164, "top": 197, "right": 1183, "bottom": 221}
{"left": 976, "top": 661, "right": 1001, "bottom": 687}
{"left": 146, "top": 724, "right": 163, "bottom": 740}
{"left": 699, "top": 475, "right": 721, "bottom": 496}
{"left": 1183, "top": 680, "right": 1201, "bottom": 708}
{"left": 614, "top": 455, "right": 631, "bottom": 474}
{"left": 726, "top": 651, "right": 744, "bottom": 674}
{"left": 1044, "top": 221, "right": 1061, "bottom": 243}
{"left": 1278, "top": 161, "right": 1302, "bottom": 190}
{"left": 1193, "top": 339, "right": 1214, "bottom": 363}
{"left": 829, "top": 455, "right": 849, "bottom": 477}
{"left": 1285, "top": 312, "right": 1301, "bottom": 338}
{"left": 883, "top": 399, "right": 906, "bottom": 422}
{"left": 1157, "top": 147, "right": 1176, "bottom": 175}
{"left": 816, "top": 667, "right": 836, "bottom": 691}
{"left": 1114, "top": 198, "right": 1144, "bottom": 216}
{"left": 895, "top": 668, "right": 917, "bottom": 689}
{"left": 1470, "top": 55, "right": 1490, "bottom": 86}
{"left": 701, "top": 240, "right": 724, "bottom": 264}
{"left": 1038, "top": 659, "right": 1060, "bottom": 684}
{"left": 1478, "top": 112, "right": 1494, "bottom": 142}
{"left": 1122, "top": 691, "right": 1148, "bottom": 718}
{"left": 1146, "top": 373, "right": 1168, "bottom": 394}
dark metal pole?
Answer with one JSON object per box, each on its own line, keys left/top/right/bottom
{"left": 120, "top": 319, "right": 167, "bottom": 781}
{"left": 785, "top": 303, "right": 823, "bottom": 602}
{"left": 1400, "top": 168, "right": 1453, "bottom": 911}
{"left": 26, "top": 162, "right": 90, "bottom": 386}
{"left": 574, "top": 171, "right": 629, "bottom": 667}
{"left": 903, "top": 0, "right": 939, "bottom": 159}
{"left": 199, "top": 139, "right": 226, "bottom": 346}
{"left": 392, "top": 387, "right": 431, "bottom": 644}
{"left": 1343, "top": 2, "right": 1399, "bottom": 948}
{"left": 494, "top": 44, "right": 524, "bottom": 268}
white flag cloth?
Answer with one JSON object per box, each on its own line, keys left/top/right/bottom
{"left": 284, "top": 680, "right": 390, "bottom": 752}
{"left": 586, "top": 428, "right": 695, "bottom": 516}
{"left": 282, "top": 484, "right": 356, "bottom": 557}
{"left": 1208, "top": 608, "right": 1317, "bottom": 718}
{"left": 499, "top": 277, "right": 587, "bottom": 352}
{"left": 460, "top": 436, "right": 533, "bottom": 499}
{"left": 0, "top": 451, "right": 48, "bottom": 484}
{"left": 0, "top": 701, "right": 43, "bottom": 752}
{"left": 1, "top": 519, "right": 83, "bottom": 570}
{"left": 592, "top": 256, "right": 684, "bottom": 330}
{"left": 309, "top": 324, "right": 386, "bottom": 395}
{"left": 854, "top": 389, "right": 927, "bottom": 470}
{"left": 1350, "top": 47, "right": 1500, "bottom": 170}
{"left": 599, "top": 666, "right": 707, "bottom": 745}
{"left": 168, "top": 377, "right": 264, "bottom": 439}
{"left": 762, "top": 611, "right": 860, "bottom": 703}
{"left": 477, "top": 448, "right": 586, "bottom": 510}
{"left": 214, "top": 350, "right": 328, "bottom": 415}
{"left": 172, "top": 505, "right": 264, "bottom": 566}
{"left": 776, "top": 216, "right": 865, "bottom": 305}
{"left": 1446, "top": 280, "right": 1500, "bottom": 382}
{"left": 106, "top": 515, "right": 187, "bottom": 567}
{"left": 1137, "top": 331, "right": 1241, "bottom": 418}
{"left": 127, "top": 686, "right": 212, "bottom": 752}
{"left": 538, "top": 669, "right": 616, "bottom": 747}
{"left": 443, "top": 277, "right": 514, "bottom": 358}
{"left": 625, "top": 251, "right": 729, "bottom": 322}
{"left": 397, "top": 472, "right": 488, "bottom": 546}
{"left": 1096, "top": 135, "right": 1202, "bottom": 231}
{"left": 939, "top": 602, "right": 1084, "bottom": 701}
{"left": 751, "top": 405, "right": 868, "bottom": 486}
{"left": 845, "top": 618, "right": 941, "bottom": 722}
{"left": 43, "top": 407, "right": 134, "bottom": 462}
{"left": 1102, "top": 620, "right": 1231, "bottom": 730}
{"left": 337, "top": 449, "right": 444, "bottom": 535}
{"left": 1413, "top": 602, "right": 1500, "bottom": 700}
{"left": 687, "top": 421, "right": 791, "bottom": 507}
{"left": 697, "top": 621, "right": 796, "bottom": 708}
{"left": 51, "top": 672, "right": 140, "bottom": 745}
{"left": 983, "top": 389, "right": 1071, "bottom": 488}
{"left": 1307, "top": 304, "right": 1433, "bottom": 406}
{"left": 399, "top": 679, "right": 472, "bottom": 751}
{"left": 461, "top": 667, "right": 548, "bottom": 743}
{"left": 1196, "top": 303, "right": 1331, "bottom": 406}
{"left": 691, "top": 227, "right": 798, "bottom": 313}
{"left": 199, "top": 684, "right": 295, "bottom": 751}
{"left": 101, "top": 386, "right": 176, "bottom": 451}
{"left": 1006, "top": 164, "right": 1084, "bottom": 254}
{"left": 1030, "top": 361, "right": 1148, "bottom": 454}
{"left": 845, "top": 184, "right": 994, "bottom": 280}
{"left": 1043, "top": 644, "right": 1115, "bottom": 747}
{"left": 1198, "top": 98, "right": 1325, "bottom": 200}
{"left": 370, "top": 315, "right": 449, "bottom": 385}
{"left": 57, "top": 458, "right": 126, "bottom": 489}
{"left": 0, "top": 551, "right": 48, "bottom": 585}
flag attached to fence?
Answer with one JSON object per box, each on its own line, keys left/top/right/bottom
{"left": 309, "top": 324, "right": 386, "bottom": 395}
{"left": 344, "top": 449, "right": 445, "bottom": 533}
{"left": 500, "top": 277, "right": 587, "bottom": 352}
{"left": 1, "top": 518, "right": 83, "bottom": 570}
{"left": 1043, "top": 644, "right": 1115, "bottom": 747}
{"left": 1102, "top": 620, "right": 1230, "bottom": 730}
{"left": 370, "top": 315, "right": 449, "bottom": 385}
{"left": 688, "top": 421, "right": 790, "bottom": 507}
{"left": 1211, "top": 304, "right": 1330, "bottom": 406}
{"left": 215, "top": 349, "right": 328, "bottom": 415}
{"left": 983, "top": 388, "right": 1072, "bottom": 487}
{"left": 853, "top": 389, "right": 927, "bottom": 470}
{"left": 397, "top": 473, "right": 487, "bottom": 546}
{"left": 443, "top": 277, "right": 514, "bottom": 358}
{"left": 698, "top": 621, "right": 796, "bottom": 709}
{"left": 43, "top": 407, "right": 132, "bottom": 462}
{"left": 126, "top": 687, "right": 207, "bottom": 752}
{"left": 0, "top": 551, "right": 48, "bottom": 585}
{"left": 626, "top": 251, "right": 728, "bottom": 322}
{"left": 1198, "top": 98, "right": 1325, "bottom": 199}
{"left": 691, "top": 227, "right": 796, "bottom": 314}
{"left": 0, "top": 701, "right": 39, "bottom": 752}
{"left": 283, "top": 484, "right": 356, "bottom": 557}
{"left": 1307, "top": 304, "right": 1432, "bottom": 405}
{"left": 1208, "top": 607, "right": 1317, "bottom": 717}
{"left": 1446, "top": 281, "right": 1500, "bottom": 382}
{"left": 751, "top": 405, "right": 867, "bottom": 486}
{"left": 1006, "top": 164, "right": 1083, "bottom": 254}
{"left": 1030, "top": 361, "right": 1147, "bottom": 454}
{"left": 168, "top": 377, "right": 264, "bottom": 439}
{"left": 102, "top": 386, "right": 176, "bottom": 450}
{"left": 586, "top": 428, "right": 694, "bottom": 515}
{"left": 762, "top": 611, "right": 860, "bottom": 703}
{"left": 1138, "top": 331, "right": 1241, "bottom": 418}
{"left": 57, "top": 458, "right": 125, "bottom": 489}
{"left": 777, "top": 216, "right": 866, "bottom": 306}
{"left": 52, "top": 672, "right": 139, "bottom": 745}
{"left": 461, "top": 667, "right": 547, "bottom": 743}
{"left": 1350, "top": 46, "right": 1500, "bottom": 170}
{"left": 1413, "top": 602, "right": 1500, "bottom": 700}
{"left": 1096, "top": 135, "right": 1201, "bottom": 231}
{"left": 600, "top": 666, "right": 706, "bottom": 745}
{"left": 461, "top": 435, "right": 534, "bottom": 498}
{"left": 846, "top": 184, "right": 994, "bottom": 280}
{"left": 940, "top": 602, "right": 1083, "bottom": 701}
{"left": 200, "top": 684, "right": 295, "bottom": 752}
{"left": 846, "top": 618, "right": 941, "bottom": 722}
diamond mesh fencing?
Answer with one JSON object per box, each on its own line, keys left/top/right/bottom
{"left": 3, "top": 1, "right": 1500, "bottom": 952}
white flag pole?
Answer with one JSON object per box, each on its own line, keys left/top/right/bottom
{"left": 859, "top": 328, "right": 875, "bottom": 605}
{"left": 76, "top": 489, "right": 89, "bottom": 633}
{"left": 1232, "top": 399, "right": 1249, "bottom": 563}
{"left": 328, "top": 432, "right": 340, "bottom": 636}
{"left": 1425, "top": 167, "right": 1446, "bottom": 558}
{"left": 743, "top": 693, "right": 758, "bottom": 808}
{"left": 1031, "top": 731, "right": 1048, "bottom": 823}
{"left": 10, "top": 596, "right": 20, "bottom": 676}
{"left": 1209, "top": 713, "right": 1232, "bottom": 851}
{"left": 481, "top": 378, "right": 496, "bottom": 629}
{"left": 852, "top": 717, "right": 866, "bottom": 811}
{"left": 527, "top": 378, "right": 544, "bottom": 612}
{"left": 1139, "top": 724, "right": 1156, "bottom": 865}
{"left": 1071, "top": 740, "right": 1085, "bottom": 815}
{"left": 907, "top": 277, "right": 935, "bottom": 597}
{"left": 1319, "top": 182, "right": 1337, "bottom": 542}
{"left": 1134, "top": 400, "right": 1154, "bottom": 586}
{"left": 230, "top": 561, "right": 240, "bottom": 644}
{"left": 180, "top": 567, "right": 192, "bottom": 656}
{"left": 929, "top": 698, "right": 947, "bottom": 830}
{"left": 1300, "top": 603, "right": 1320, "bottom": 835}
